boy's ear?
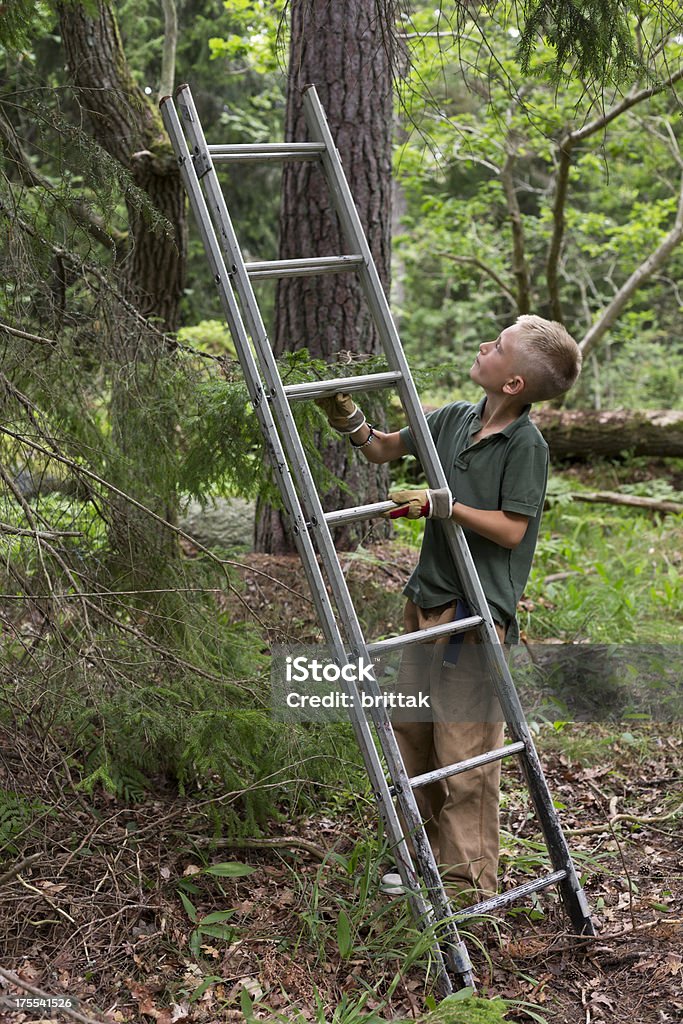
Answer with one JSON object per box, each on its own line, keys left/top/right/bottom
{"left": 503, "top": 374, "right": 525, "bottom": 396}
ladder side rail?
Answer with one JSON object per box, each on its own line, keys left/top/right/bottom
{"left": 174, "top": 85, "right": 386, "bottom": 667}
{"left": 162, "top": 93, "right": 393, "bottom": 784}
{"left": 160, "top": 97, "right": 340, "bottom": 654}
{"left": 165, "top": 90, "right": 466, "bottom": 990}
{"left": 302, "top": 86, "right": 593, "bottom": 935}
{"left": 173, "top": 84, "right": 474, "bottom": 986}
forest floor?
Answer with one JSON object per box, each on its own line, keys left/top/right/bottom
{"left": 1, "top": 548, "right": 682, "bottom": 1024}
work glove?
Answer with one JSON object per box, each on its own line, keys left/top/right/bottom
{"left": 384, "top": 488, "right": 454, "bottom": 520}
{"left": 315, "top": 392, "right": 366, "bottom": 434}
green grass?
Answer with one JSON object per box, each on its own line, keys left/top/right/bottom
{"left": 525, "top": 493, "right": 682, "bottom": 642}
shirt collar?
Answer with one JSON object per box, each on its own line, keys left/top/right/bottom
{"left": 470, "top": 397, "right": 532, "bottom": 437}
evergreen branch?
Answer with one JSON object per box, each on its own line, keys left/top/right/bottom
{"left": 1, "top": 351, "right": 309, "bottom": 608}
{"left": 0, "top": 104, "right": 126, "bottom": 249}
{"left": 0, "top": 425, "right": 309, "bottom": 616}
{"left": 3, "top": 211, "right": 232, "bottom": 367}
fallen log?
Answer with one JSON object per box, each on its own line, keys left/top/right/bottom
{"left": 532, "top": 408, "right": 683, "bottom": 459}
{"left": 569, "top": 490, "right": 683, "bottom": 514}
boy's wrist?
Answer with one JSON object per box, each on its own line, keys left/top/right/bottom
{"left": 349, "top": 424, "right": 375, "bottom": 449}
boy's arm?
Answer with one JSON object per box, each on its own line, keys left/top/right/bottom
{"left": 451, "top": 504, "right": 528, "bottom": 549}
{"left": 348, "top": 424, "right": 408, "bottom": 464}
{"left": 385, "top": 488, "right": 528, "bottom": 549}
{"left": 316, "top": 393, "right": 528, "bottom": 546}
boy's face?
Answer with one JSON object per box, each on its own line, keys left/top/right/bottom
{"left": 470, "top": 324, "right": 525, "bottom": 396}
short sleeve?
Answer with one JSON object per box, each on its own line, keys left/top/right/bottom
{"left": 501, "top": 439, "right": 548, "bottom": 517}
{"left": 398, "top": 403, "right": 464, "bottom": 459}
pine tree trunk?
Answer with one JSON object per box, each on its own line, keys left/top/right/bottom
{"left": 255, "top": 0, "right": 393, "bottom": 553}
{"left": 58, "top": 2, "right": 186, "bottom": 329}
{"left": 58, "top": 2, "right": 186, "bottom": 585}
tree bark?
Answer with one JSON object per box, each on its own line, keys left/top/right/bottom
{"left": 58, "top": 1, "right": 185, "bottom": 331}
{"left": 255, "top": 0, "right": 393, "bottom": 553}
{"left": 533, "top": 408, "right": 683, "bottom": 459}
{"left": 58, "top": 1, "right": 186, "bottom": 592}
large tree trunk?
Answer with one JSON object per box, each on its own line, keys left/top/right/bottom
{"left": 533, "top": 409, "right": 683, "bottom": 459}
{"left": 58, "top": 2, "right": 186, "bottom": 587}
{"left": 58, "top": 2, "right": 185, "bottom": 329}
{"left": 255, "top": 0, "right": 393, "bottom": 553}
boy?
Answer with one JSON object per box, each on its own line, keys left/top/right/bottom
{"left": 317, "top": 314, "right": 582, "bottom": 899}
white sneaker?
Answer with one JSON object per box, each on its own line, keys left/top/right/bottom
{"left": 380, "top": 871, "right": 407, "bottom": 896}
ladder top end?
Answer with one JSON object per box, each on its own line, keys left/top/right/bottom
{"left": 302, "top": 83, "right": 317, "bottom": 95}
{"left": 159, "top": 95, "right": 172, "bottom": 108}
{"left": 175, "top": 83, "right": 190, "bottom": 98}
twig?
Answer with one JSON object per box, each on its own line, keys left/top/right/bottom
{"left": 567, "top": 802, "right": 683, "bottom": 835}
{"left": 534, "top": 918, "right": 683, "bottom": 951}
{"left": 0, "top": 852, "right": 42, "bottom": 886}
{"left": 435, "top": 251, "right": 516, "bottom": 307}
{"left": 609, "top": 817, "right": 637, "bottom": 931}
{"left": 0, "top": 522, "right": 82, "bottom": 539}
{"left": 0, "top": 321, "right": 58, "bottom": 347}
{"left": 543, "top": 568, "right": 597, "bottom": 584}
{"left": 16, "top": 874, "right": 76, "bottom": 923}
{"left": 184, "top": 834, "right": 341, "bottom": 863}
{"left": 0, "top": 967, "right": 109, "bottom": 1024}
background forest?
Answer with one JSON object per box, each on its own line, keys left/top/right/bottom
{"left": 1, "top": 2, "right": 682, "bottom": 1022}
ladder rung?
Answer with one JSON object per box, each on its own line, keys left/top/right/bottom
{"left": 452, "top": 869, "right": 568, "bottom": 920}
{"left": 408, "top": 742, "right": 526, "bottom": 791}
{"left": 208, "top": 142, "right": 326, "bottom": 162}
{"left": 245, "top": 255, "right": 364, "bottom": 280}
{"left": 367, "top": 616, "right": 483, "bottom": 655}
{"left": 285, "top": 371, "right": 403, "bottom": 402}
{"left": 324, "top": 500, "right": 398, "bottom": 527}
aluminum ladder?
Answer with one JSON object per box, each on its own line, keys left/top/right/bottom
{"left": 160, "top": 83, "right": 594, "bottom": 995}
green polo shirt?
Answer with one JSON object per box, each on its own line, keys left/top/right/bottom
{"left": 398, "top": 397, "right": 548, "bottom": 643}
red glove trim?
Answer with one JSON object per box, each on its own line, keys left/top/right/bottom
{"left": 388, "top": 501, "right": 430, "bottom": 520}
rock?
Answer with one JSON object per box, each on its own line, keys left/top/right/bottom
{"left": 179, "top": 497, "right": 255, "bottom": 552}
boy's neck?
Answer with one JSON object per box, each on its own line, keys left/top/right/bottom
{"left": 478, "top": 391, "right": 529, "bottom": 431}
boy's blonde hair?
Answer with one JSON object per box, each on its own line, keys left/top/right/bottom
{"left": 514, "top": 314, "right": 582, "bottom": 402}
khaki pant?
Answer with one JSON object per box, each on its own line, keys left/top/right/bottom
{"left": 391, "top": 598, "right": 505, "bottom": 898}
